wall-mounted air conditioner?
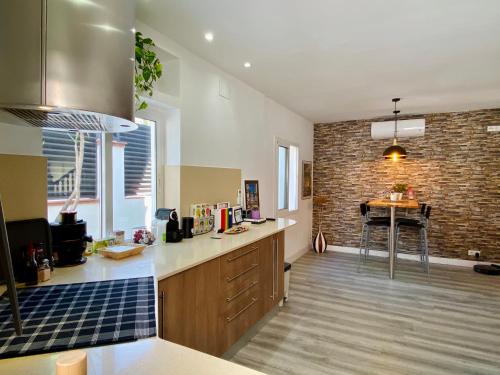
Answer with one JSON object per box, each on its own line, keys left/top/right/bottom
{"left": 371, "top": 119, "right": 425, "bottom": 140}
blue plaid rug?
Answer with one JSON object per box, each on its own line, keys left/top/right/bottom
{"left": 0, "top": 277, "right": 156, "bottom": 359}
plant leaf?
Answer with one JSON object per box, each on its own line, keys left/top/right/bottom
{"left": 134, "top": 32, "right": 163, "bottom": 102}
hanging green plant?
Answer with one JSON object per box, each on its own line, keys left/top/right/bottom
{"left": 135, "top": 31, "right": 163, "bottom": 111}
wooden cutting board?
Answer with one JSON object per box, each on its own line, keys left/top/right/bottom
{"left": 98, "top": 244, "right": 146, "bottom": 260}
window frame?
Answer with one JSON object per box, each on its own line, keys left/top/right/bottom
{"left": 42, "top": 110, "right": 165, "bottom": 239}
{"left": 275, "top": 137, "right": 299, "bottom": 216}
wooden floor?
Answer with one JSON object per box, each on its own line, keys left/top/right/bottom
{"left": 230, "top": 251, "right": 500, "bottom": 375}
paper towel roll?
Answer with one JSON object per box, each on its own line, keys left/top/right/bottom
{"left": 56, "top": 350, "right": 87, "bottom": 375}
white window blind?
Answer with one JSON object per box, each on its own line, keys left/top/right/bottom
{"left": 42, "top": 130, "right": 99, "bottom": 200}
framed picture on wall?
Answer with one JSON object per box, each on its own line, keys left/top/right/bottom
{"left": 244, "top": 180, "right": 260, "bottom": 210}
{"left": 302, "top": 161, "right": 312, "bottom": 199}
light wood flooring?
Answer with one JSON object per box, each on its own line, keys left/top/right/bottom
{"left": 230, "top": 251, "right": 500, "bottom": 375}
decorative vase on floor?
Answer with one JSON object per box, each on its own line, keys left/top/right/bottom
{"left": 313, "top": 229, "right": 327, "bottom": 254}
{"left": 313, "top": 195, "right": 329, "bottom": 254}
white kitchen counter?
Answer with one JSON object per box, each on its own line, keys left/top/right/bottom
{"left": 0, "top": 337, "right": 265, "bottom": 375}
{"left": 0, "top": 219, "right": 296, "bottom": 375}
{"left": 44, "top": 218, "right": 295, "bottom": 286}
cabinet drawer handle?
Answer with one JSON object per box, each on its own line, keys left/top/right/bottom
{"left": 225, "top": 263, "right": 258, "bottom": 282}
{"left": 275, "top": 237, "right": 279, "bottom": 297}
{"left": 226, "top": 246, "right": 259, "bottom": 262}
{"left": 226, "top": 281, "right": 259, "bottom": 302}
{"left": 159, "top": 290, "right": 165, "bottom": 338}
{"left": 271, "top": 238, "right": 276, "bottom": 300}
{"left": 226, "top": 297, "right": 258, "bottom": 323}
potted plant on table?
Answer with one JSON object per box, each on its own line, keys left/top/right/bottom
{"left": 391, "top": 184, "right": 408, "bottom": 201}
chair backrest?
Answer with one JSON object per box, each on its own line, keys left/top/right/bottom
{"left": 422, "top": 205, "right": 432, "bottom": 227}
{"left": 425, "top": 205, "right": 432, "bottom": 219}
{"left": 360, "top": 203, "right": 368, "bottom": 218}
{"left": 420, "top": 203, "right": 427, "bottom": 216}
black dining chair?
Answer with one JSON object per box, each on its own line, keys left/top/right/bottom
{"left": 395, "top": 205, "right": 432, "bottom": 274}
{"left": 358, "top": 203, "right": 390, "bottom": 268}
{"left": 396, "top": 203, "right": 427, "bottom": 226}
{"left": 365, "top": 201, "right": 391, "bottom": 222}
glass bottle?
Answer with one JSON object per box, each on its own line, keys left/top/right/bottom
{"left": 25, "top": 245, "right": 38, "bottom": 286}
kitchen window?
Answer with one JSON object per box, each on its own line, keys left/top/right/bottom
{"left": 42, "top": 116, "right": 159, "bottom": 239}
{"left": 276, "top": 139, "right": 299, "bottom": 213}
{"left": 43, "top": 130, "right": 102, "bottom": 238}
{"left": 112, "top": 118, "right": 156, "bottom": 239}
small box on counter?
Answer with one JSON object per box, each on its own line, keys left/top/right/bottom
{"left": 92, "top": 237, "right": 116, "bottom": 254}
{"left": 190, "top": 203, "right": 214, "bottom": 235}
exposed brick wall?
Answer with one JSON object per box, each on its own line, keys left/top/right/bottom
{"left": 313, "top": 108, "right": 500, "bottom": 262}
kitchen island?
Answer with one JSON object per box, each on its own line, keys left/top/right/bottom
{"left": 43, "top": 219, "right": 295, "bottom": 285}
{"left": 0, "top": 219, "right": 296, "bottom": 374}
{"left": 0, "top": 337, "right": 265, "bottom": 375}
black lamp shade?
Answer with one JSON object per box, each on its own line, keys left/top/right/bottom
{"left": 383, "top": 144, "right": 407, "bottom": 160}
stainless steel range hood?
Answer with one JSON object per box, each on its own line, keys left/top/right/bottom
{"left": 0, "top": 0, "right": 137, "bottom": 132}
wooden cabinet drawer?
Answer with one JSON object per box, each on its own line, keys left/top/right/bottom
{"left": 221, "top": 244, "right": 260, "bottom": 288}
{"left": 221, "top": 241, "right": 261, "bottom": 262}
{"left": 223, "top": 265, "right": 259, "bottom": 296}
{"left": 223, "top": 285, "right": 260, "bottom": 319}
{"left": 222, "top": 277, "right": 260, "bottom": 313}
{"left": 220, "top": 289, "right": 260, "bottom": 351}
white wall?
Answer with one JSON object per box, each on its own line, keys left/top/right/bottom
{"left": 136, "top": 22, "right": 314, "bottom": 261}
{"left": 0, "top": 23, "right": 315, "bottom": 261}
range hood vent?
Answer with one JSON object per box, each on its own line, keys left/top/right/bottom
{"left": 4, "top": 109, "right": 134, "bottom": 132}
{"left": 0, "top": 0, "right": 137, "bottom": 133}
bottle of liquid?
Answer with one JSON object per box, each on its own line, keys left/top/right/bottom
{"left": 237, "top": 189, "right": 242, "bottom": 206}
{"left": 34, "top": 243, "right": 45, "bottom": 264}
{"left": 25, "top": 245, "right": 38, "bottom": 286}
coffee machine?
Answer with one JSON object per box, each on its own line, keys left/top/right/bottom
{"left": 165, "top": 209, "right": 183, "bottom": 243}
{"left": 50, "top": 213, "right": 92, "bottom": 266}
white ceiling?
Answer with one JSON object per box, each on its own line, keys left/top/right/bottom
{"left": 137, "top": 0, "right": 500, "bottom": 122}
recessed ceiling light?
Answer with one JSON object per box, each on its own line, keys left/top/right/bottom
{"left": 204, "top": 32, "right": 214, "bottom": 42}
{"left": 244, "top": 62, "right": 251, "bottom": 68}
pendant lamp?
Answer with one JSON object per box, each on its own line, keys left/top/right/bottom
{"left": 383, "top": 98, "right": 407, "bottom": 161}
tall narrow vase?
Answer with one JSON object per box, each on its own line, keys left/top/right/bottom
{"left": 313, "top": 229, "right": 327, "bottom": 254}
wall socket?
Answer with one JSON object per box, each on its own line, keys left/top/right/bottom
{"left": 468, "top": 250, "right": 481, "bottom": 257}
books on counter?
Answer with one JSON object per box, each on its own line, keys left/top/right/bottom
{"left": 190, "top": 203, "right": 244, "bottom": 234}
{"left": 213, "top": 207, "right": 234, "bottom": 233}
{"left": 190, "top": 203, "right": 214, "bottom": 235}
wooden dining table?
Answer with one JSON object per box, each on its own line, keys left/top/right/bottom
{"left": 367, "top": 199, "right": 419, "bottom": 279}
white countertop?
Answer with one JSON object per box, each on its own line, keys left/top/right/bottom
{"left": 0, "top": 337, "right": 266, "bottom": 375}
{"left": 0, "top": 219, "right": 296, "bottom": 375}
{"left": 45, "top": 218, "right": 295, "bottom": 286}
